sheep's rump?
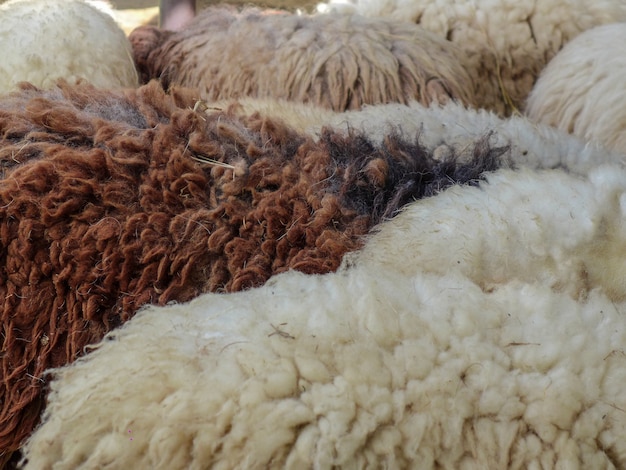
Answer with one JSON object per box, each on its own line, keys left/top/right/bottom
{"left": 0, "top": 0, "right": 138, "bottom": 93}
{"left": 20, "top": 165, "right": 626, "bottom": 469}
{"left": 317, "top": 0, "right": 626, "bottom": 116}
{"left": 0, "top": 80, "right": 504, "bottom": 464}
{"left": 525, "top": 23, "right": 626, "bottom": 155}
{"left": 129, "top": 6, "right": 477, "bottom": 112}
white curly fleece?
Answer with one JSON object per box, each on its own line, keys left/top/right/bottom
{"left": 21, "top": 162, "right": 626, "bottom": 469}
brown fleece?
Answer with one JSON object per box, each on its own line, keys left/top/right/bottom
{"left": 0, "top": 80, "right": 505, "bottom": 467}
{"left": 129, "top": 6, "right": 478, "bottom": 111}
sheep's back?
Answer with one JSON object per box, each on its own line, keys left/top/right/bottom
{"left": 129, "top": 7, "right": 477, "bottom": 111}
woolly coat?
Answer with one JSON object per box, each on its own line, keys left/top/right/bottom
{"left": 316, "top": 0, "right": 626, "bottom": 116}
{"left": 0, "top": 81, "right": 504, "bottom": 465}
{"left": 525, "top": 23, "right": 626, "bottom": 155}
{"left": 0, "top": 0, "right": 138, "bottom": 93}
{"left": 20, "top": 164, "right": 626, "bottom": 469}
{"left": 207, "top": 98, "right": 624, "bottom": 175}
{"left": 129, "top": 6, "right": 478, "bottom": 112}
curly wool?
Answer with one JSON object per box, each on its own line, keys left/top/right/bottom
{"left": 525, "top": 23, "right": 626, "bottom": 155}
{"left": 129, "top": 6, "right": 477, "bottom": 112}
{"left": 317, "top": 0, "right": 626, "bottom": 116}
{"left": 20, "top": 165, "right": 626, "bottom": 469}
{"left": 0, "top": 80, "right": 504, "bottom": 464}
{"left": 0, "top": 0, "right": 138, "bottom": 93}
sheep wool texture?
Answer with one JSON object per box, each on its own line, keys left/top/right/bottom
{"left": 0, "top": 80, "right": 506, "bottom": 465}
{"left": 314, "top": 100, "right": 626, "bottom": 174}
{"left": 202, "top": 98, "right": 625, "bottom": 177}
{"left": 129, "top": 6, "right": 478, "bottom": 112}
{"left": 0, "top": 0, "right": 138, "bottom": 93}
{"left": 20, "top": 165, "right": 626, "bottom": 469}
{"left": 525, "top": 23, "right": 626, "bottom": 155}
{"left": 317, "top": 0, "right": 626, "bottom": 116}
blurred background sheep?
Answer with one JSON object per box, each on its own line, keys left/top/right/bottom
{"left": 317, "top": 0, "right": 626, "bottom": 116}
{"left": 526, "top": 23, "right": 626, "bottom": 156}
{"left": 129, "top": 6, "right": 478, "bottom": 112}
{"left": 0, "top": 0, "right": 138, "bottom": 93}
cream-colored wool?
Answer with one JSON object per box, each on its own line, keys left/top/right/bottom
{"left": 319, "top": 101, "right": 626, "bottom": 174}
{"left": 204, "top": 98, "right": 338, "bottom": 135}
{"left": 525, "top": 23, "right": 626, "bottom": 155}
{"left": 317, "top": 0, "right": 626, "bottom": 116}
{"left": 208, "top": 98, "right": 625, "bottom": 175}
{"left": 130, "top": 7, "right": 478, "bottom": 112}
{"left": 0, "top": 0, "right": 138, "bottom": 93}
{"left": 21, "top": 165, "right": 626, "bottom": 469}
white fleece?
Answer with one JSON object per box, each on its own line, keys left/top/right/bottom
{"left": 21, "top": 164, "right": 626, "bottom": 469}
{"left": 0, "top": 0, "right": 138, "bottom": 93}
{"left": 526, "top": 23, "right": 626, "bottom": 156}
{"left": 318, "top": 101, "right": 626, "bottom": 175}
{"left": 316, "top": 0, "right": 626, "bottom": 116}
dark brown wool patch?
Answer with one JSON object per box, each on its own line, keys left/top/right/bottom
{"left": 0, "top": 80, "right": 506, "bottom": 466}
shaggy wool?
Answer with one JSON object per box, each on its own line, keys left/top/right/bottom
{"left": 129, "top": 6, "right": 478, "bottom": 112}
{"left": 525, "top": 23, "right": 626, "bottom": 155}
{"left": 0, "top": 0, "right": 138, "bottom": 94}
{"left": 0, "top": 80, "right": 505, "bottom": 466}
{"left": 316, "top": 0, "right": 626, "bottom": 116}
{"left": 19, "top": 164, "right": 626, "bottom": 469}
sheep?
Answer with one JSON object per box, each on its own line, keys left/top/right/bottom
{"left": 19, "top": 163, "right": 626, "bottom": 469}
{"left": 0, "top": 80, "right": 509, "bottom": 466}
{"left": 129, "top": 6, "right": 478, "bottom": 112}
{"left": 0, "top": 0, "right": 139, "bottom": 94}
{"left": 316, "top": 0, "right": 626, "bottom": 116}
{"left": 525, "top": 23, "right": 626, "bottom": 156}
{"left": 159, "top": 0, "right": 195, "bottom": 30}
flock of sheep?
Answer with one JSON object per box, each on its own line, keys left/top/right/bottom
{"left": 1, "top": 0, "right": 626, "bottom": 468}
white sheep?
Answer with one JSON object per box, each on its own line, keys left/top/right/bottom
{"left": 525, "top": 23, "right": 626, "bottom": 155}
{"left": 316, "top": 0, "right": 626, "bottom": 116}
{"left": 20, "top": 163, "right": 626, "bottom": 469}
{"left": 0, "top": 0, "right": 138, "bottom": 93}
